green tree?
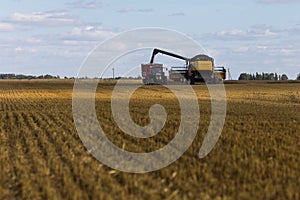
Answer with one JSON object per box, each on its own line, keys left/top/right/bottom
{"left": 275, "top": 73, "right": 278, "bottom": 81}
{"left": 239, "top": 73, "right": 251, "bottom": 80}
{"left": 297, "top": 73, "right": 300, "bottom": 80}
{"left": 256, "top": 72, "right": 262, "bottom": 80}
{"left": 281, "top": 74, "right": 288, "bottom": 80}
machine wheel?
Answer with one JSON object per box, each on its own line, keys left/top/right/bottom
{"left": 164, "top": 78, "right": 168, "bottom": 85}
{"left": 187, "top": 78, "right": 195, "bottom": 85}
{"left": 190, "top": 77, "right": 195, "bottom": 85}
{"left": 187, "top": 79, "right": 191, "bottom": 85}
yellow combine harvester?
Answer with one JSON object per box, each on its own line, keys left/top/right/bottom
{"left": 147, "top": 48, "right": 226, "bottom": 84}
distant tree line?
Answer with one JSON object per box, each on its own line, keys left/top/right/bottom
{"left": 238, "top": 72, "right": 289, "bottom": 81}
{"left": 0, "top": 74, "right": 60, "bottom": 80}
{"left": 297, "top": 73, "right": 300, "bottom": 80}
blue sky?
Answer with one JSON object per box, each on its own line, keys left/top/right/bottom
{"left": 0, "top": 0, "right": 300, "bottom": 79}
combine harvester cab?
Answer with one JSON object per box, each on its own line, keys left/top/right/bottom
{"left": 213, "top": 66, "right": 227, "bottom": 81}
{"left": 141, "top": 63, "right": 167, "bottom": 85}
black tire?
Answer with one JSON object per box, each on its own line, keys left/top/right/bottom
{"left": 163, "top": 77, "right": 168, "bottom": 85}
{"left": 190, "top": 77, "right": 195, "bottom": 85}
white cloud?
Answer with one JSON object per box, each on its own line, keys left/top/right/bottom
{"left": 256, "top": 45, "right": 268, "bottom": 50}
{"left": 213, "top": 26, "right": 278, "bottom": 40}
{"left": 117, "top": 8, "right": 135, "bottom": 13}
{"left": 84, "top": 26, "right": 94, "bottom": 31}
{"left": 9, "top": 12, "right": 80, "bottom": 26}
{"left": 264, "top": 29, "right": 277, "bottom": 36}
{"left": 285, "top": 24, "right": 300, "bottom": 33}
{"left": 216, "top": 29, "right": 247, "bottom": 37}
{"left": 15, "top": 47, "right": 24, "bottom": 52}
{"left": 213, "top": 23, "right": 300, "bottom": 41}
{"left": 268, "top": 47, "right": 299, "bottom": 56}
{"left": 0, "top": 23, "right": 15, "bottom": 31}
{"left": 137, "top": 9, "right": 153, "bottom": 13}
{"left": 116, "top": 8, "right": 154, "bottom": 13}
{"left": 168, "top": 12, "right": 186, "bottom": 17}
{"left": 235, "top": 46, "right": 250, "bottom": 53}
{"left": 25, "top": 37, "right": 42, "bottom": 44}
{"left": 69, "top": 25, "right": 116, "bottom": 40}
{"left": 202, "top": 23, "right": 300, "bottom": 79}
{"left": 206, "top": 49, "right": 220, "bottom": 57}
{"left": 66, "top": 0, "right": 104, "bottom": 9}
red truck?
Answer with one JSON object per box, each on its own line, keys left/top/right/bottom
{"left": 141, "top": 63, "right": 167, "bottom": 85}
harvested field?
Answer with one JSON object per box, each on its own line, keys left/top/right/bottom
{"left": 0, "top": 80, "right": 299, "bottom": 199}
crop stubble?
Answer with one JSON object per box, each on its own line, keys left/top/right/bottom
{"left": 0, "top": 80, "right": 299, "bottom": 199}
